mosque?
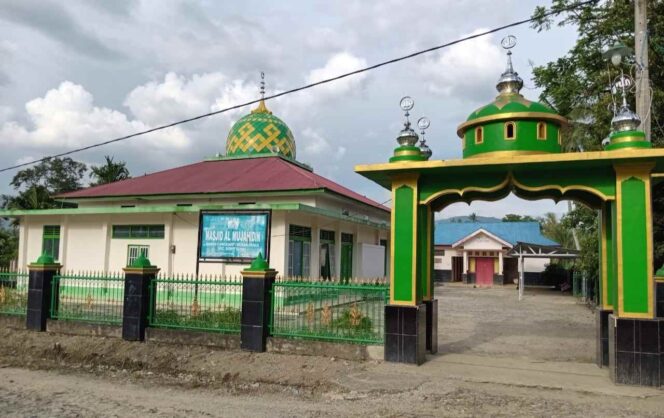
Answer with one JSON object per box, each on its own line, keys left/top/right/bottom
{"left": 5, "top": 88, "right": 390, "bottom": 278}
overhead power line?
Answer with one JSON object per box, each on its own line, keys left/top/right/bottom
{"left": 0, "top": 0, "right": 596, "bottom": 174}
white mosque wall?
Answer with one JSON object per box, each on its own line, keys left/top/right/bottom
{"left": 358, "top": 244, "right": 386, "bottom": 278}
{"left": 16, "top": 205, "right": 388, "bottom": 279}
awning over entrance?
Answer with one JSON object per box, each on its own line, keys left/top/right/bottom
{"left": 508, "top": 241, "right": 579, "bottom": 300}
{"left": 508, "top": 242, "right": 579, "bottom": 258}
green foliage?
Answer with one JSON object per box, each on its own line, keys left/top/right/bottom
{"left": 332, "top": 307, "right": 373, "bottom": 333}
{"left": 154, "top": 307, "right": 241, "bottom": 331}
{"left": 541, "top": 263, "right": 570, "bottom": 288}
{"left": 2, "top": 157, "right": 87, "bottom": 210}
{"left": 561, "top": 204, "right": 599, "bottom": 281}
{"left": 0, "top": 283, "right": 28, "bottom": 314}
{"left": 0, "top": 228, "right": 17, "bottom": 268}
{"left": 502, "top": 214, "right": 537, "bottom": 222}
{"left": 532, "top": 0, "right": 664, "bottom": 271}
{"left": 90, "top": 156, "right": 131, "bottom": 186}
{"left": 539, "top": 212, "right": 575, "bottom": 249}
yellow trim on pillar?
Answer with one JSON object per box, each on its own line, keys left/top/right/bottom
{"left": 600, "top": 206, "right": 613, "bottom": 310}
{"left": 614, "top": 163, "right": 655, "bottom": 319}
{"left": 389, "top": 173, "right": 419, "bottom": 306}
{"left": 424, "top": 205, "right": 432, "bottom": 301}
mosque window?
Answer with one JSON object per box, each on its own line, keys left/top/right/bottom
{"left": 504, "top": 122, "right": 516, "bottom": 140}
{"left": 537, "top": 122, "right": 547, "bottom": 140}
{"left": 288, "top": 225, "right": 311, "bottom": 278}
{"left": 112, "top": 225, "right": 164, "bottom": 239}
{"left": 42, "top": 225, "right": 61, "bottom": 261}
{"left": 474, "top": 127, "right": 484, "bottom": 144}
{"left": 127, "top": 245, "right": 149, "bottom": 267}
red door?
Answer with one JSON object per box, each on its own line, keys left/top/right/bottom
{"left": 475, "top": 257, "right": 494, "bottom": 287}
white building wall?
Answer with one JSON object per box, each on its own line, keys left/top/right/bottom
{"left": 462, "top": 233, "right": 505, "bottom": 251}
{"left": 16, "top": 206, "right": 388, "bottom": 278}
{"left": 64, "top": 216, "right": 107, "bottom": 271}
{"left": 358, "top": 244, "right": 385, "bottom": 278}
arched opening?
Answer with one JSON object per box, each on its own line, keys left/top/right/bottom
{"left": 504, "top": 122, "right": 516, "bottom": 140}
{"left": 475, "top": 127, "right": 484, "bottom": 144}
{"left": 432, "top": 192, "right": 595, "bottom": 365}
{"left": 537, "top": 122, "right": 547, "bottom": 140}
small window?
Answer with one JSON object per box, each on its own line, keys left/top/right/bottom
{"left": 42, "top": 225, "right": 61, "bottom": 261}
{"left": 504, "top": 122, "right": 516, "bottom": 140}
{"left": 289, "top": 225, "right": 311, "bottom": 278}
{"left": 537, "top": 122, "right": 547, "bottom": 140}
{"left": 112, "top": 225, "right": 164, "bottom": 239}
{"left": 127, "top": 245, "right": 149, "bottom": 267}
{"left": 320, "top": 229, "right": 335, "bottom": 243}
{"left": 474, "top": 127, "right": 484, "bottom": 144}
{"left": 557, "top": 129, "right": 562, "bottom": 145}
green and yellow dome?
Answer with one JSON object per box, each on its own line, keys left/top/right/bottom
{"left": 456, "top": 50, "right": 568, "bottom": 159}
{"left": 226, "top": 100, "right": 296, "bottom": 159}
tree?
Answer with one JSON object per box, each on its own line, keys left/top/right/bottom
{"left": 90, "top": 156, "right": 130, "bottom": 186}
{"left": 539, "top": 212, "right": 575, "bottom": 249}
{"left": 502, "top": 214, "right": 537, "bottom": 222}
{"left": 2, "top": 157, "right": 87, "bottom": 210}
{"left": 0, "top": 227, "right": 17, "bottom": 268}
{"left": 468, "top": 213, "right": 477, "bottom": 222}
{"left": 531, "top": 0, "right": 664, "bottom": 271}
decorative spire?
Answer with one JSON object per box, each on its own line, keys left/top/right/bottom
{"left": 496, "top": 35, "right": 523, "bottom": 95}
{"left": 252, "top": 71, "right": 272, "bottom": 114}
{"left": 417, "top": 117, "right": 432, "bottom": 160}
{"left": 611, "top": 74, "right": 640, "bottom": 132}
{"left": 396, "top": 96, "right": 418, "bottom": 147}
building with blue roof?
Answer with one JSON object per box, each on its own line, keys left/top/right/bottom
{"left": 434, "top": 221, "right": 560, "bottom": 286}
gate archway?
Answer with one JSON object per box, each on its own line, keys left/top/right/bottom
{"left": 356, "top": 45, "right": 664, "bottom": 387}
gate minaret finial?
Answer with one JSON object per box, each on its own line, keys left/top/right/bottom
{"left": 496, "top": 35, "right": 523, "bottom": 95}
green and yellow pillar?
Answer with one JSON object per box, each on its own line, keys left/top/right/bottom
{"left": 597, "top": 202, "right": 616, "bottom": 367}
{"left": 607, "top": 163, "right": 662, "bottom": 386}
{"left": 385, "top": 173, "right": 428, "bottom": 364}
{"left": 614, "top": 163, "right": 655, "bottom": 319}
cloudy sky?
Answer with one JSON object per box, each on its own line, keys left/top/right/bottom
{"left": 0, "top": 0, "right": 579, "bottom": 218}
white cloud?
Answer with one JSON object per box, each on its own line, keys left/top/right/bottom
{"left": 305, "top": 52, "right": 369, "bottom": 98}
{"left": 419, "top": 29, "right": 503, "bottom": 100}
{"left": 0, "top": 81, "right": 188, "bottom": 149}
{"left": 125, "top": 72, "right": 227, "bottom": 126}
{"left": 300, "top": 128, "right": 346, "bottom": 160}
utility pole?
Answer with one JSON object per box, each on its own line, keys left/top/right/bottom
{"left": 635, "top": 0, "right": 651, "bottom": 141}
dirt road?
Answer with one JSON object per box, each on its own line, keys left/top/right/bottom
{"left": 1, "top": 285, "right": 662, "bottom": 417}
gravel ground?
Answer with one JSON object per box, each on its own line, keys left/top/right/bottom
{"left": 0, "top": 284, "right": 662, "bottom": 417}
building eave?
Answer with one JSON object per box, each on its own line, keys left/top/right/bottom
{"left": 0, "top": 202, "right": 390, "bottom": 230}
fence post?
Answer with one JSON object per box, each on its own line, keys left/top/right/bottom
{"left": 122, "top": 255, "right": 160, "bottom": 341}
{"left": 26, "top": 254, "right": 61, "bottom": 331}
{"left": 240, "top": 253, "right": 277, "bottom": 352}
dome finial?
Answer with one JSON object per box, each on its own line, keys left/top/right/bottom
{"left": 497, "top": 35, "right": 523, "bottom": 95}
{"left": 396, "top": 96, "right": 418, "bottom": 146}
{"left": 610, "top": 73, "right": 640, "bottom": 132}
{"left": 417, "top": 117, "right": 432, "bottom": 160}
{"left": 252, "top": 71, "right": 272, "bottom": 114}
{"left": 260, "top": 71, "right": 265, "bottom": 99}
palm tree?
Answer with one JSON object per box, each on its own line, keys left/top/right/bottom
{"left": 90, "top": 156, "right": 130, "bottom": 186}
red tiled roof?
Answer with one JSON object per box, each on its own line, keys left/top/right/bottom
{"left": 58, "top": 157, "right": 388, "bottom": 211}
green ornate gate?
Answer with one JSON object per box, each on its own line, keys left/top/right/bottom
{"left": 356, "top": 43, "right": 664, "bottom": 387}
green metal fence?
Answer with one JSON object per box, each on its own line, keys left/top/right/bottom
{"left": 271, "top": 277, "right": 389, "bottom": 344}
{"left": 149, "top": 274, "right": 242, "bottom": 333}
{"left": 0, "top": 270, "right": 29, "bottom": 316}
{"left": 51, "top": 272, "right": 125, "bottom": 324}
